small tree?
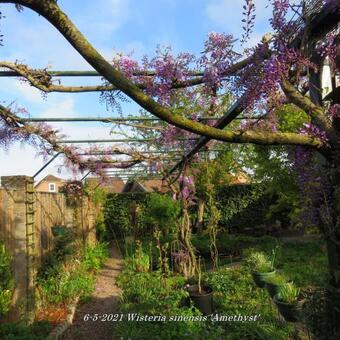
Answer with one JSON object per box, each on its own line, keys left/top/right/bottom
{"left": 144, "top": 193, "right": 180, "bottom": 236}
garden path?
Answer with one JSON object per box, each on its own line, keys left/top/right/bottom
{"left": 62, "top": 244, "right": 123, "bottom": 340}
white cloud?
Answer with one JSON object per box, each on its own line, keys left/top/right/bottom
{"left": 73, "top": 0, "right": 131, "bottom": 41}
{"left": 40, "top": 97, "right": 76, "bottom": 118}
{"left": 111, "top": 0, "right": 130, "bottom": 18}
{"left": 12, "top": 82, "right": 44, "bottom": 103}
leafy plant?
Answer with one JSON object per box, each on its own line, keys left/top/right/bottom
{"left": 144, "top": 193, "right": 180, "bottom": 236}
{"left": 82, "top": 243, "right": 109, "bottom": 271}
{"left": 37, "top": 262, "right": 95, "bottom": 305}
{"left": 204, "top": 266, "right": 293, "bottom": 339}
{"left": 131, "top": 241, "right": 150, "bottom": 273}
{"left": 37, "top": 243, "right": 108, "bottom": 306}
{"left": 104, "top": 192, "right": 151, "bottom": 239}
{"left": 244, "top": 250, "right": 274, "bottom": 273}
{"left": 38, "top": 228, "right": 75, "bottom": 280}
{"left": 0, "top": 242, "right": 14, "bottom": 315}
{"left": 277, "top": 282, "right": 300, "bottom": 304}
{"left": 115, "top": 269, "right": 215, "bottom": 339}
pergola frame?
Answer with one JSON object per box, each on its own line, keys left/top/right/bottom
{"left": 0, "top": 0, "right": 337, "bottom": 182}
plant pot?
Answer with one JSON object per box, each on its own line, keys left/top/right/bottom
{"left": 265, "top": 282, "right": 285, "bottom": 298}
{"left": 187, "top": 284, "right": 213, "bottom": 315}
{"left": 252, "top": 270, "right": 276, "bottom": 288}
{"left": 51, "top": 225, "right": 68, "bottom": 237}
{"left": 273, "top": 294, "right": 301, "bottom": 322}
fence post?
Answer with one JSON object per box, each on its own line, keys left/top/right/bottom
{"left": 1, "top": 176, "right": 36, "bottom": 323}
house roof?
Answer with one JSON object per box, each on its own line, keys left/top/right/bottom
{"left": 122, "top": 179, "right": 168, "bottom": 193}
{"left": 122, "top": 181, "right": 146, "bottom": 193}
{"left": 139, "top": 179, "right": 167, "bottom": 193}
{"left": 86, "top": 177, "right": 125, "bottom": 193}
{"left": 35, "top": 174, "right": 65, "bottom": 188}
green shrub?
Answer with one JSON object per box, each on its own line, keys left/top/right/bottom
{"left": 37, "top": 264, "right": 94, "bottom": 305}
{"left": 144, "top": 193, "right": 180, "bottom": 235}
{"left": 37, "top": 243, "right": 108, "bottom": 306}
{"left": 0, "top": 242, "right": 14, "bottom": 315}
{"left": 82, "top": 243, "right": 109, "bottom": 271}
{"left": 38, "top": 229, "right": 75, "bottom": 280}
{"left": 216, "top": 184, "right": 269, "bottom": 231}
{"left": 0, "top": 321, "right": 52, "bottom": 340}
{"left": 244, "top": 250, "right": 274, "bottom": 273}
{"left": 104, "top": 192, "right": 152, "bottom": 239}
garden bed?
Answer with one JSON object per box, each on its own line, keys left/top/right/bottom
{"left": 112, "top": 236, "right": 326, "bottom": 339}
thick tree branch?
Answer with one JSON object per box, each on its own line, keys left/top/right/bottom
{"left": 281, "top": 78, "right": 336, "bottom": 142}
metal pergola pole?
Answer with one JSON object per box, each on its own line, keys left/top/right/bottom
{"left": 76, "top": 148, "right": 222, "bottom": 156}
{"left": 33, "top": 152, "right": 62, "bottom": 178}
{"left": 166, "top": 99, "right": 244, "bottom": 176}
{"left": 0, "top": 70, "right": 102, "bottom": 77}
{"left": 20, "top": 116, "right": 258, "bottom": 123}
{"left": 58, "top": 137, "right": 198, "bottom": 143}
{"left": 0, "top": 70, "right": 204, "bottom": 78}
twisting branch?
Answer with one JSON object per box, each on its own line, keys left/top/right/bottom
{"left": 0, "top": 61, "right": 118, "bottom": 93}
{"left": 280, "top": 78, "right": 336, "bottom": 142}
{"left": 0, "top": 54, "right": 256, "bottom": 93}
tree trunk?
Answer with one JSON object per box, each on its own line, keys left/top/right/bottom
{"left": 322, "top": 148, "right": 340, "bottom": 338}
{"left": 196, "top": 199, "right": 205, "bottom": 233}
{"left": 177, "top": 208, "right": 197, "bottom": 278}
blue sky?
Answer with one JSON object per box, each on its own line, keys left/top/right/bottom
{"left": 0, "top": 0, "right": 273, "bottom": 182}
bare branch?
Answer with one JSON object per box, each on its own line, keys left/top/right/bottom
{"left": 0, "top": 61, "right": 118, "bottom": 93}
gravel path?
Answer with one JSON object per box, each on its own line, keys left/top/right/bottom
{"left": 62, "top": 245, "right": 123, "bottom": 340}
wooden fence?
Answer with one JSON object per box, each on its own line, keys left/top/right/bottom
{"left": 0, "top": 176, "right": 98, "bottom": 321}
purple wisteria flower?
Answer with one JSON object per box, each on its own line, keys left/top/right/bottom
{"left": 299, "top": 123, "right": 328, "bottom": 143}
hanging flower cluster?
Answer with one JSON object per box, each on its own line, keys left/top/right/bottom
{"left": 290, "top": 147, "right": 330, "bottom": 227}
{"left": 172, "top": 175, "right": 197, "bottom": 207}
{"left": 317, "top": 31, "right": 339, "bottom": 69}
{"left": 328, "top": 104, "right": 340, "bottom": 118}
{"left": 299, "top": 123, "right": 329, "bottom": 143}
{"left": 60, "top": 180, "right": 85, "bottom": 206}
{"left": 240, "top": 0, "right": 256, "bottom": 45}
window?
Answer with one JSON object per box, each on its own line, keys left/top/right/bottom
{"left": 49, "top": 183, "right": 56, "bottom": 192}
